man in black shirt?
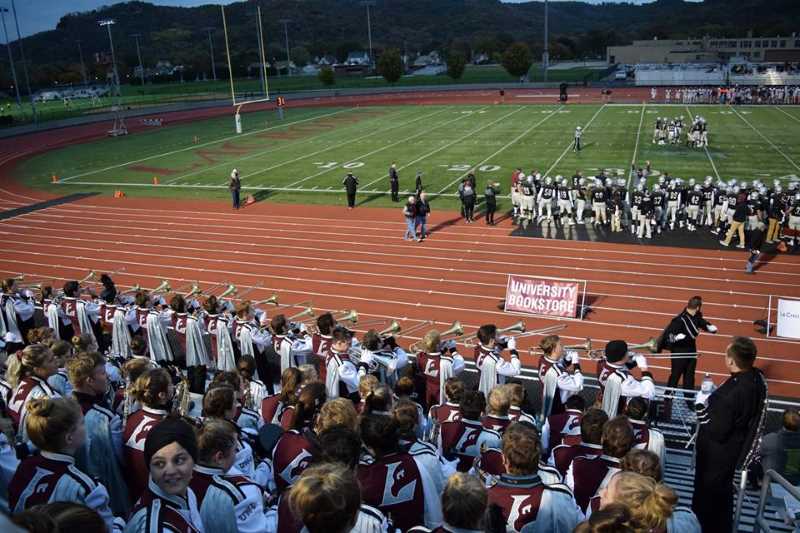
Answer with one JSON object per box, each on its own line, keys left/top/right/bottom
{"left": 389, "top": 163, "right": 400, "bottom": 202}
{"left": 693, "top": 336, "right": 767, "bottom": 533}
{"left": 342, "top": 172, "right": 359, "bottom": 209}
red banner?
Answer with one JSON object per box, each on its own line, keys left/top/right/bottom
{"left": 504, "top": 275, "right": 580, "bottom": 318}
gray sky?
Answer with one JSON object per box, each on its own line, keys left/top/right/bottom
{"left": 7, "top": 0, "right": 657, "bottom": 38}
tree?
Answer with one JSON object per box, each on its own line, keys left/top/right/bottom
{"left": 446, "top": 49, "right": 466, "bottom": 80}
{"left": 318, "top": 65, "right": 335, "bottom": 86}
{"left": 290, "top": 46, "right": 310, "bottom": 67}
{"left": 377, "top": 48, "right": 402, "bottom": 84}
{"left": 502, "top": 42, "right": 532, "bottom": 80}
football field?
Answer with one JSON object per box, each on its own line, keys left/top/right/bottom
{"left": 18, "top": 102, "right": 800, "bottom": 208}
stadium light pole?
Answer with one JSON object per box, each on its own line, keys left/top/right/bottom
{"left": 76, "top": 39, "right": 88, "bottom": 85}
{"left": 0, "top": 6, "right": 21, "bottom": 107}
{"left": 360, "top": 1, "right": 375, "bottom": 68}
{"left": 542, "top": 0, "right": 549, "bottom": 82}
{"left": 203, "top": 27, "right": 217, "bottom": 80}
{"left": 279, "top": 19, "right": 291, "bottom": 75}
{"left": 131, "top": 33, "right": 144, "bottom": 87}
{"left": 9, "top": 0, "right": 35, "bottom": 119}
{"left": 99, "top": 19, "right": 120, "bottom": 101}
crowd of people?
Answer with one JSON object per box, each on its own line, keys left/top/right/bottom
{"left": 0, "top": 272, "right": 781, "bottom": 532}
{"left": 651, "top": 85, "right": 800, "bottom": 105}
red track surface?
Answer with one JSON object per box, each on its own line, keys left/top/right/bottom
{"left": 1, "top": 186, "right": 799, "bottom": 398}
{"left": 1, "top": 86, "right": 798, "bottom": 399}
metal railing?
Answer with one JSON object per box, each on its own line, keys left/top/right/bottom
{"left": 751, "top": 469, "right": 800, "bottom": 533}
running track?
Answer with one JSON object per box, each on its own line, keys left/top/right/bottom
{"left": 1, "top": 186, "right": 799, "bottom": 398}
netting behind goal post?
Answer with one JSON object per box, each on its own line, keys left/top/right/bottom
{"left": 221, "top": 4, "right": 270, "bottom": 134}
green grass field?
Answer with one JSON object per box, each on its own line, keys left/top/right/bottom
{"left": 18, "top": 102, "right": 800, "bottom": 210}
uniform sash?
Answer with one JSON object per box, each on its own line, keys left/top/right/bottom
{"left": 215, "top": 316, "right": 236, "bottom": 372}
{"left": 185, "top": 316, "right": 210, "bottom": 368}
{"left": 111, "top": 308, "right": 132, "bottom": 359}
{"left": 146, "top": 312, "right": 174, "bottom": 363}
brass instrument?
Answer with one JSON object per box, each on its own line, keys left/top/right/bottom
{"left": 276, "top": 299, "right": 312, "bottom": 310}
{"left": 334, "top": 309, "right": 358, "bottom": 324}
{"left": 527, "top": 337, "right": 593, "bottom": 358}
{"left": 628, "top": 336, "right": 659, "bottom": 353}
{"left": 184, "top": 283, "right": 202, "bottom": 299}
{"left": 289, "top": 306, "right": 315, "bottom": 321}
{"left": 218, "top": 284, "right": 237, "bottom": 299}
{"left": 17, "top": 283, "right": 44, "bottom": 294}
{"left": 254, "top": 293, "right": 279, "bottom": 306}
{"left": 459, "top": 320, "right": 526, "bottom": 349}
{"left": 176, "top": 378, "right": 191, "bottom": 417}
{"left": 379, "top": 320, "right": 401, "bottom": 336}
{"left": 121, "top": 283, "right": 142, "bottom": 295}
{"left": 150, "top": 280, "right": 171, "bottom": 295}
{"left": 441, "top": 321, "right": 464, "bottom": 338}
{"left": 79, "top": 270, "right": 97, "bottom": 283}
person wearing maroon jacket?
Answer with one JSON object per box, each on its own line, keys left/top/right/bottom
{"left": 408, "top": 473, "right": 488, "bottom": 533}
{"left": 311, "top": 312, "right": 336, "bottom": 383}
{"left": 260, "top": 367, "right": 302, "bottom": 429}
{"left": 439, "top": 390, "right": 501, "bottom": 472}
{"left": 565, "top": 416, "right": 635, "bottom": 514}
{"left": 549, "top": 407, "right": 608, "bottom": 478}
{"left": 541, "top": 394, "right": 586, "bottom": 456}
{"left": 506, "top": 383, "right": 536, "bottom": 425}
{"left": 357, "top": 413, "right": 443, "bottom": 530}
{"left": 481, "top": 385, "right": 512, "bottom": 434}
{"left": 486, "top": 421, "right": 583, "bottom": 532}
{"left": 427, "top": 377, "right": 464, "bottom": 442}
{"left": 123, "top": 368, "right": 174, "bottom": 504}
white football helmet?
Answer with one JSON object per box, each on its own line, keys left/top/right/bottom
{"left": 653, "top": 184, "right": 661, "bottom": 192}
{"left": 689, "top": 178, "right": 696, "bottom": 186}
{"left": 694, "top": 184, "right": 701, "bottom": 192}
{"left": 545, "top": 176, "right": 553, "bottom": 185}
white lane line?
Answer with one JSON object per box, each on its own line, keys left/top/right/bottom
{"left": 686, "top": 105, "right": 721, "bottom": 180}
{"left": 164, "top": 107, "right": 413, "bottom": 185}
{"left": 543, "top": 103, "right": 607, "bottom": 178}
{"left": 239, "top": 107, "right": 446, "bottom": 182}
{"left": 4, "top": 261, "right": 798, "bottom": 364}
{"left": 436, "top": 105, "right": 561, "bottom": 194}
{"left": 59, "top": 108, "right": 357, "bottom": 183}
{"left": 627, "top": 102, "right": 646, "bottom": 189}
{"left": 5, "top": 217, "right": 797, "bottom": 288}
{"left": 730, "top": 106, "right": 800, "bottom": 172}
{"left": 284, "top": 106, "right": 487, "bottom": 189}
{"left": 774, "top": 106, "right": 800, "bottom": 125}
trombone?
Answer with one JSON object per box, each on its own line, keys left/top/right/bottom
{"left": 460, "top": 320, "right": 527, "bottom": 349}
{"left": 253, "top": 293, "right": 279, "bottom": 306}
{"left": 150, "top": 280, "right": 171, "bottom": 295}
{"left": 408, "top": 320, "right": 461, "bottom": 352}
{"left": 288, "top": 306, "right": 315, "bottom": 322}
{"left": 333, "top": 309, "right": 358, "bottom": 324}
{"left": 528, "top": 337, "right": 593, "bottom": 358}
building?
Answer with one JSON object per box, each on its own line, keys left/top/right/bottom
{"left": 607, "top": 33, "right": 800, "bottom": 65}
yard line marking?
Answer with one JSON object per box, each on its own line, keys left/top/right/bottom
{"left": 284, "top": 105, "right": 494, "bottom": 189}
{"left": 543, "top": 103, "right": 607, "bottom": 178}
{"left": 627, "top": 101, "right": 647, "bottom": 189}
{"left": 686, "top": 105, "right": 721, "bottom": 180}
{"left": 730, "top": 106, "right": 800, "bottom": 172}
{"left": 774, "top": 105, "right": 800, "bottom": 125}
{"left": 164, "top": 107, "right": 412, "bottom": 185}
{"left": 436, "top": 105, "right": 560, "bottom": 194}
{"left": 238, "top": 107, "right": 446, "bottom": 182}
{"left": 59, "top": 107, "right": 357, "bottom": 183}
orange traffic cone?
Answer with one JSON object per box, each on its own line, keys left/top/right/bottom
{"left": 245, "top": 194, "right": 256, "bottom": 205}
{"left": 51, "top": 174, "right": 59, "bottom": 183}
{"left": 113, "top": 190, "right": 126, "bottom": 198}
{"left": 152, "top": 176, "right": 160, "bottom": 185}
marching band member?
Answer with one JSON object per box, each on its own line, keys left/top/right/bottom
{"left": 204, "top": 296, "right": 236, "bottom": 373}
{"left": 358, "top": 412, "right": 443, "bottom": 530}
{"left": 130, "top": 291, "right": 150, "bottom": 337}
{"left": 286, "top": 463, "right": 362, "bottom": 533}
{"left": 416, "top": 329, "right": 464, "bottom": 409}
{"left": 146, "top": 293, "right": 174, "bottom": 364}
{"left": 7, "top": 344, "right": 60, "bottom": 442}
{"left": 270, "top": 313, "right": 313, "bottom": 374}
{"left": 210, "top": 370, "right": 262, "bottom": 444}
{"left": 1, "top": 278, "right": 36, "bottom": 353}
{"left": 8, "top": 397, "right": 120, "bottom": 533}
{"left": 394, "top": 399, "right": 449, "bottom": 492}
{"left": 123, "top": 368, "right": 174, "bottom": 503}
{"left": 359, "top": 329, "right": 409, "bottom": 386}
{"left": 506, "top": 383, "right": 536, "bottom": 424}
{"left": 237, "top": 354, "right": 269, "bottom": 412}
{"left": 548, "top": 408, "right": 607, "bottom": 478}
{"left": 234, "top": 302, "right": 271, "bottom": 363}
{"left": 168, "top": 295, "right": 209, "bottom": 394}
{"left": 125, "top": 416, "right": 204, "bottom": 533}
{"left": 109, "top": 296, "right": 134, "bottom": 360}
{"left": 261, "top": 367, "right": 302, "bottom": 428}
{"left": 115, "top": 356, "right": 152, "bottom": 420}
{"left": 67, "top": 351, "right": 130, "bottom": 515}
{"left": 427, "top": 377, "right": 464, "bottom": 442}
{"left": 541, "top": 394, "right": 585, "bottom": 456}
{"left": 190, "top": 418, "right": 269, "bottom": 533}
{"left": 325, "top": 326, "right": 364, "bottom": 400}
{"left": 537, "top": 335, "right": 584, "bottom": 420}
{"left": 47, "top": 340, "right": 74, "bottom": 397}
{"left": 486, "top": 422, "right": 583, "bottom": 532}
{"left": 481, "top": 386, "right": 512, "bottom": 434}
{"left": 66, "top": 281, "right": 101, "bottom": 351}
{"left": 440, "top": 390, "right": 501, "bottom": 473}
{"left": 625, "top": 397, "right": 666, "bottom": 476}
{"left": 475, "top": 324, "right": 521, "bottom": 397}
{"left": 311, "top": 312, "right": 336, "bottom": 382}
{"left": 597, "top": 340, "right": 655, "bottom": 418}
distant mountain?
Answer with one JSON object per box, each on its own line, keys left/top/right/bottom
{"left": 1, "top": 0, "right": 798, "bottom": 87}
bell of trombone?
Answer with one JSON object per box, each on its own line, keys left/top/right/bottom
{"left": 218, "top": 284, "right": 237, "bottom": 299}
{"left": 288, "top": 306, "right": 315, "bottom": 321}
{"left": 256, "top": 293, "right": 279, "bottom": 306}
{"left": 79, "top": 270, "right": 97, "bottom": 283}
{"left": 441, "top": 321, "right": 463, "bottom": 338}
{"left": 335, "top": 309, "right": 358, "bottom": 324}
{"left": 151, "top": 280, "right": 171, "bottom": 294}
{"left": 628, "top": 336, "right": 659, "bottom": 354}
{"left": 563, "top": 338, "right": 593, "bottom": 352}
{"left": 498, "top": 320, "right": 526, "bottom": 334}
{"left": 184, "top": 284, "right": 202, "bottom": 299}
{"left": 379, "top": 320, "right": 401, "bottom": 336}
{"left": 122, "top": 283, "right": 142, "bottom": 294}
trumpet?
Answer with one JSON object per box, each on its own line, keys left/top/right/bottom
{"left": 17, "top": 283, "right": 44, "bottom": 294}
{"left": 289, "top": 306, "right": 315, "bottom": 321}
{"left": 254, "top": 293, "right": 279, "bottom": 306}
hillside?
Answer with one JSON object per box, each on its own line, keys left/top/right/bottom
{"left": 1, "top": 0, "right": 798, "bottom": 87}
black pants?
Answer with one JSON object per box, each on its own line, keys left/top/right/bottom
{"left": 667, "top": 353, "right": 696, "bottom": 400}
{"left": 346, "top": 191, "right": 356, "bottom": 208}
{"left": 390, "top": 181, "right": 399, "bottom": 201}
{"left": 693, "top": 449, "right": 736, "bottom": 533}
{"left": 231, "top": 189, "right": 240, "bottom": 209}
{"left": 464, "top": 198, "right": 475, "bottom": 220}
{"left": 485, "top": 204, "right": 496, "bottom": 224}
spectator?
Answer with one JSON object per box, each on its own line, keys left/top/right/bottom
{"left": 403, "top": 195, "right": 419, "bottom": 241}
{"left": 484, "top": 181, "right": 499, "bottom": 225}
{"left": 416, "top": 191, "right": 431, "bottom": 241}
{"left": 757, "top": 408, "right": 800, "bottom": 526}
{"left": 462, "top": 180, "right": 476, "bottom": 222}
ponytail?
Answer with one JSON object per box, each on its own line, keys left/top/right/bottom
{"left": 7, "top": 344, "right": 53, "bottom": 388}
{"left": 26, "top": 397, "right": 82, "bottom": 452}
{"left": 613, "top": 471, "right": 678, "bottom": 531}
{"left": 129, "top": 368, "right": 172, "bottom": 407}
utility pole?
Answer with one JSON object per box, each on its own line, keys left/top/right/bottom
{"left": 204, "top": 27, "right": 217, "bottom": 80}
{"left": 543, "top": 0, "right": 549, "bottom": 82}
{"left": 76, "top": 39, "right": 88, "bottom": 85}
{"left": 360, "top": 1, "right": 375, "bottom": 68}
{"left": 9, "top": 0, "right": 35, "bottom": 118}
{"left": 279, "top": 19, "right": 291, "bottom": 75}
{"left": 99, "top": 19, "right": 120, "bottom": 99}
{"left": 0, "top": 7, "right": 21, "bottom": 107}
{"left": 131, "top": 33, "right": 144, "bottom": 87}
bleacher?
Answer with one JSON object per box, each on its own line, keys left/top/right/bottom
{"left": 635, "top": 61, "right": 800, "bottom": 87}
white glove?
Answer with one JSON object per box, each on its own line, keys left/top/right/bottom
{"left": 567, "top": 350, "right": 579, "bottom": 365}
{"left": 633, "top": 354, "right": 648, "bottom": 371}
{"left": 506, "top": 336, "right": 517, "bottom": 351}
{"left": 707, "top": 324, "right": 718, "bottom": 333}
{"left": 674, "top": 333, "right": 686, "bottom": 342}
{"left": 23, "top": 289, "right": 34, "bottom": 298}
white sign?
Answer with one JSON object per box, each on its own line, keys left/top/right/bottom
{"left": 777, "top": 298, "right": 800, "bottom": 339}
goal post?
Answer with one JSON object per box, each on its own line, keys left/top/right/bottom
{"left": 221, "top": 4, "right": 270, "bottom": 134}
